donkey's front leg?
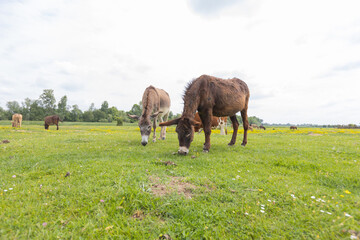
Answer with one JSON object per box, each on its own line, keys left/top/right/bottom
{"left": 152, "top": 118, "right": 157, "bottom": 142}
{"left": 199, "top": 112, "right": 212, "bottom": 152}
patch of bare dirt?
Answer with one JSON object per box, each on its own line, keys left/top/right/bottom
{"left": 160, "top": 161, "right": 177, "bottom": 166}
{"left": 1, "top": 140, "right": 10, "bottom": 144}
{"left": 159, "top": 234, "right": 173, "bottom": 240}
{"left": 150, "top": 176, "right": 196, "bottom": 199}
{"left": 132, "top": 210, "right": 145, "bottom": 220}
{"left": 342, "top": 229, "right": 360, "bottom": 239}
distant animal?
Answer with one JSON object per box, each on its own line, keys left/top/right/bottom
{"left": 290, "top": 126, "right": 297, "bottom": 130}
{"left": 259, "top": 125, "right": 266, "bottom": 130}
{"left": 11, "top": 114, "right": 22, "bottom": 128}
{"left": 250, "top": 124, "right": 259, "bottom": 129}
{"left": 194, "top": 112, "right": 228, "bottom": 135}
{"left": 159, "top": 75, "right": 250, "bottom": 155}
{"left": 218, "top": 116, "right": 228, "bottom": 135}
{"left": 128, "top": 85, "right": 171, "bottom": 146}
{"left": 44, "top": 115, "right": 62, "bottom": 130}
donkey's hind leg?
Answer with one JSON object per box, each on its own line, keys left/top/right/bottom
{"left": 240, "top": 108, "right": 249, "bottom": 146}
{"left": 228, "top": 115, "right": 239, "bottom": 146}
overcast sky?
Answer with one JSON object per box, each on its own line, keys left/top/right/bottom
{"left": 1, "top": 0, "right": 359, "bottom": 124}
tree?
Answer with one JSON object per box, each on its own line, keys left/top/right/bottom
{"left": 6, "top": 101, "right": 21, "bottom": 117}
{"left": 248, "top": 116, "right": 263, "bottom": 126}
{"left": 93, "top": 109, "right": 106, "bottom": 122}
{"left": 0, "top": 107, "right": 7, "bottom": 120}
{"left": 118, "top": 110, "right": 131, "bottom": 122}
{"left": 57, "top": 95, "right": 69, "bottom": 120}
{"left": 83, "top": 111, "right": 94, "bottom": 122}
{"left": 70, "top": 104, "right": 83, "bottom": 122}
{"left": 127, "top": 102, "right": 142, "bottom": 123}
{"left": 128, "top": 102, "right": 142, "bottom": 115}
{"left": 29, "top": 100, "right": 45, "bottom": 121}
{"left": 88, "top": 103, "right": 95, "bottom": 111}
{"left": 21, "top": 98, "right": 33, "bottom": 120}
{"left": 40, "top": 89, "right": 56, "bottom": 116}
{"left": 100, "top": 101, "right": 109, "bottom": 114}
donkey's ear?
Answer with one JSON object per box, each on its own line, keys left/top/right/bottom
{"left": 128, "top": 114, "right": 140, "bottom": 120}
{"left": 159, "top": 118, "right": 180, "bottom": 126}
{"left": 151, "top": 111, "right": 163, "bottom": 118}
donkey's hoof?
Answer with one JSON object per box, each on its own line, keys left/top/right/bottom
{"left": 228, "top": 143, "right": 235, "bottom": 146}
{"left": 162, "top": 137, "right": 165, "bottom": 140}
{"left": 153, "top": 139, "right": 156, "bottom": 143}
{"left": 203, "top": 149, "right": 209, "bottom": 153}
{"left": 241, "top": 142, "right": 247, "bottom": 146}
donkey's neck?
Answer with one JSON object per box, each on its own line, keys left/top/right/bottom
{"left": 182, "top": 92, "right": 199, "bottom": 119}
{"left": 141, "top": 89, "right": 156, "bottom": 118}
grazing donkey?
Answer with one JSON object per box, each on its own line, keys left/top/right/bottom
{"left": 12, "top": 114, "right": 23, "bottom": 128}
{"left": 128, "top": 86, "right": 171, "bottom": 146}
{"left": 160, "top": 75, "right": 250, "bottom": 155}
{"left": 44, "top": 115, "right": 62, "bottom": 130}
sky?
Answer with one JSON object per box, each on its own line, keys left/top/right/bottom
{"left": 0, "top": 0, "right": 359, "bottom": 125}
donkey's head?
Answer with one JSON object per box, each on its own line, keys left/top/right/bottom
{"left": 159, "top": 117, "right": 201, "bottom": 155}
{"left": 128, "top": 111, "right": 162, "bottom": 146}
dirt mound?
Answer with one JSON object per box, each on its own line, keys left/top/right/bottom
{"left": 150, "top": 176, "right": 196, "bottom": 199}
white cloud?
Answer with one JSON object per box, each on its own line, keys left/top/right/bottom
{"left": 0, "top": 0, "right": 359, "bottom": 124}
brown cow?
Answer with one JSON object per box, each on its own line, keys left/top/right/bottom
{"left": 44, "top": 115, "right": 62, "bottom": 130}
{"left": 194, "top": 112, "right": 227, "bottom": 135}
{"left": 12, "top": 114, "right": 22, "bottom": 128}
{"left": 290, "top": 126, "right": 297, "bottom": 130}
{"left": 128, "top": 86, "right": 171, "bottom": 146}
{"left": 259, "top": 125, "right": 266, "bottom": 130}
{"left": 160, "top": 75, "right": 249, "bottom": 155}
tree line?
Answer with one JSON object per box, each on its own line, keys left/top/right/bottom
{"left": 0, "top": 89, "right": 178, "bottom": 124}
{"left": 0, "top": 89, "right": 265, "bottom": 125}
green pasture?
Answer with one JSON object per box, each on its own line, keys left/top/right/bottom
{"left": 0, "top": 121, "right": 359, "bottom": 239}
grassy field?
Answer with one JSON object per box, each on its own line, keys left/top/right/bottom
{"left": 0, "top": 121, "right": 359, "bottom": 239}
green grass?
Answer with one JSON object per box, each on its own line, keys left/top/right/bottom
{"left": 0, "top": 122, "right": 359, "bottom": 239}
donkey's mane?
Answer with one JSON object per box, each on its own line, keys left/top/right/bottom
{"left": 182, "top": 78, "right": 197, "bottom": 102}
{"left": 141, "top": 86, "right": 158, "bottom": 117}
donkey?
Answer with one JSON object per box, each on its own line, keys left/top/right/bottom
{"left": 12, "top": 114, "right": 23, "bottom": 128}
{"left": 160, "top": 75, "right": 250, "bottom": 155}
{"left": 128, "top": 86, "right": 171, "bottom": 146}
{"left": 44, "top": 115, "right": 62, "bottom": 130}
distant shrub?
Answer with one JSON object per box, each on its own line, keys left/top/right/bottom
{"left": 98, "top": 118, "right": 108, "bottom": 122}
{"left": 116, "top": 117, "right": 124, "bottom": 126}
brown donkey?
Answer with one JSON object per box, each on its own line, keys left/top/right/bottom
{"left": 160, "top": 75, "right": 250, "bottom": 155}
{"left": 44, "top": 115, "right": 62, "bottom": 130}
{"left": 129, "top": 86, "right": 171, "bottom": 146}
